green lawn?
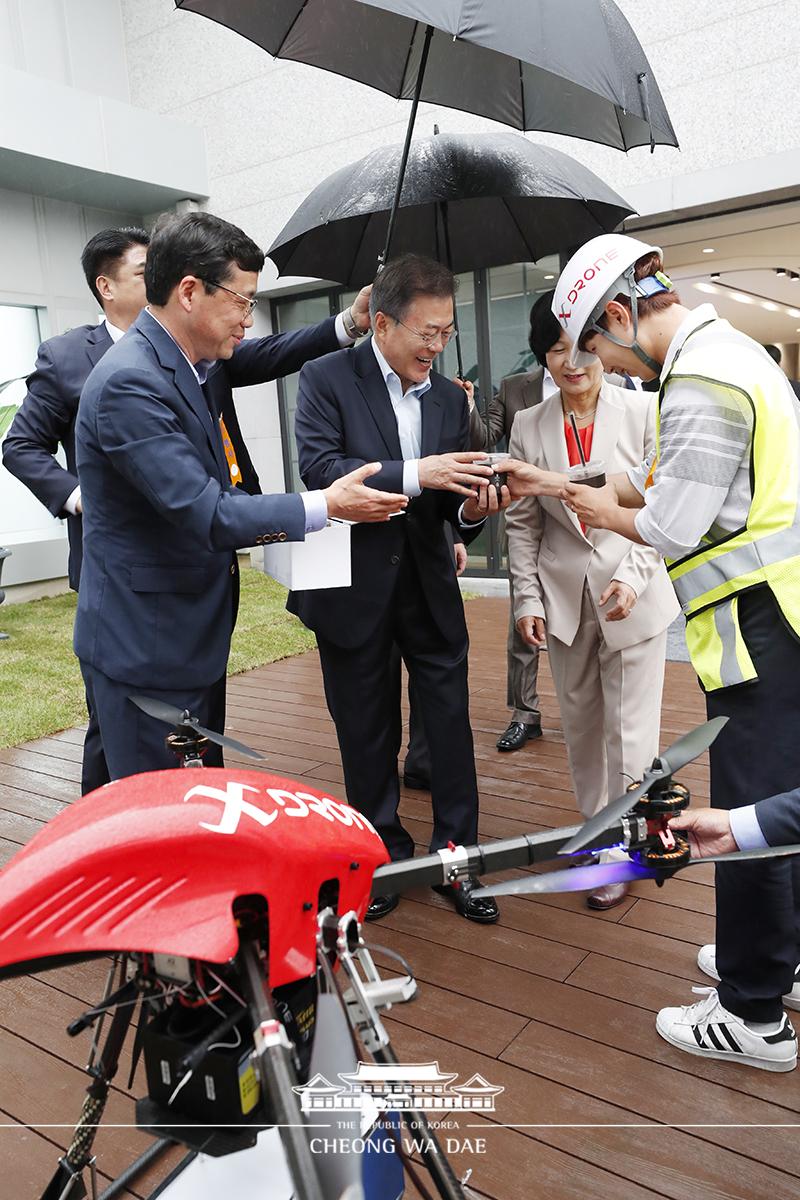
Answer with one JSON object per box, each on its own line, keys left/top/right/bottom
{"left": 0, "top": 568, "right": 316, "bottom": 749}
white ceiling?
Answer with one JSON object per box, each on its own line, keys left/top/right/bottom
{"left": 633, "top": 200, "right": 800, "bottom": 346}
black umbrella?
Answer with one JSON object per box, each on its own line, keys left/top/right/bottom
{"left": 269, "top": 130, "right": 634, "bottom": 376}
{"left": 176, "top": 0, "right": 676, "bottom": 263}
{"left": 268, "top": 131, "right": 634, "bottom": 286}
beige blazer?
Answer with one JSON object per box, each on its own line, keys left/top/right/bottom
{"left": 505, "top": 382, "right": 679, "bottom": 652}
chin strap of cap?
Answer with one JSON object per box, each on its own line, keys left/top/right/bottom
{"left": 587, "top": 267, "right": 673, "bottom": 376}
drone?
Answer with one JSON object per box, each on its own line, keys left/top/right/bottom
{"left": 0, "top": 705, "right": 797, "bottom": 1200}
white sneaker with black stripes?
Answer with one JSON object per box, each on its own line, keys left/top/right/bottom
{"left": 656, "top": 987, "right": 797, "bottom": 1072}
{"left": 697, "top": 943, "right": 800, "bottom": 1011}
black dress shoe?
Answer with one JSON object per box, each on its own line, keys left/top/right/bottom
{"left": 402, "top": 771, "right": 430, "bottom": 791}
{"left": 433, "top": 877, "right": 499, "bottom": 924}
{"left": 365, "top": 894, "right": 399, "bottom": 921}
{"left": 496, "top": 720, "right": 542, "bottom": 752}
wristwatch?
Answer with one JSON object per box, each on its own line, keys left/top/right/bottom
{"left": 342, "top": 305, "right": 368, "bottom": 341}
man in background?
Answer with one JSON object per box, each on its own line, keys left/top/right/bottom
{"left": 764, "top": 344, "right": 800, "bottom": 400}
{"left": 461, "top": 296, "right": 559, "bottom": 752}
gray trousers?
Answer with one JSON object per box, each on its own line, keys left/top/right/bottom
{"left": 506, "top": 577, "right": 541, "bottom": 725}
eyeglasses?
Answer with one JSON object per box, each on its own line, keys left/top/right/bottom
{"left": 205, "top": 279, "right": 259, "bottom": 317}
{"left": 394, "top": 316, "right": 457, "bottom": 349}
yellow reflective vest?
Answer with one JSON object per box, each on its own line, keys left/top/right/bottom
{"left": 654, "top": 318, "right": 800, "bottom": 692}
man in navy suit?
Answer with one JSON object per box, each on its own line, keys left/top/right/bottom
{"left": 289, "top": 255, "right": 512, "bottom": 924}
{"left": 4, "top": 225, "right": 373, "bottom": 792}
{"left": 3, "top": 228, "right": 150, "bottom": 594}
{"left": 3, "top": 228, "right": 149, "bottom": 795}
{"left": 74, "top": 211, "right": 403, "bottom": 783}
{"left": 671, "top": 795, "right": 800, "bottom": 853}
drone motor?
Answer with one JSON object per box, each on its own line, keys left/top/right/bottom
{"left": 628, "top": 779, "right": 692, "bottom": 873}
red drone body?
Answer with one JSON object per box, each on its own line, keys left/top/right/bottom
{"left": 0, "top": 768, "right": 389, "bottom": 985}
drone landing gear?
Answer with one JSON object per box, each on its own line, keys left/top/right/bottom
{"left": 41, "top": 961, "right": 143, "bottom": 1200}
{"left": 321, "top": 909, "right": 468, "bottom": 1200}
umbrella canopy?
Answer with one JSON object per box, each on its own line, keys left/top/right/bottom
{"left": 177, "top": 0, "right": 677, "bottom": 152}
{"left": 268, "top": 132, "right": 635, "bottom": 286}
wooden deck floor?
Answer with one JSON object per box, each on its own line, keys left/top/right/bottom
{"left": 1, "top": 597, "right": 798, "bottom": 1199}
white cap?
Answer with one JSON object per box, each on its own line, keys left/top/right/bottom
{"left": 552, "top": 234, "right": 662, "bottom": 350}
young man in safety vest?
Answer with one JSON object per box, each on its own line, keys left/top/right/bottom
{"left": 550, "top": 233, "right": 800, "bottom": 1072}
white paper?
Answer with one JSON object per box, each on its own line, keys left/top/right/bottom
{"left": 261, "top": 520, "right": 351, "bottom": 591}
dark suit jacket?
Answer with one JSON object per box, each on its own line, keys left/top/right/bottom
{"left": 74, "top": 309, "right": 307, "bottom": 690}
{"left": 2, "top": 315, "right": 339, "bottom": 589}
{"left": 754, "top": 789, "right": 800, "bottom": 847}
{"left": 287, "top": 339, "right": 483, "bottom": 650}
{"left": 2, "top": 323, "right": 110, "bottom": 589}
{"left": 467, "top": 368, "right": 630, "bottom": 450}
{"left": 467, "top": 368, "right": 545, "bottom": 450}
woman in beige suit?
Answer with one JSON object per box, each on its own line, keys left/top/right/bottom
{"left": 506, "top": 297, "right": 679, "bottom": 909}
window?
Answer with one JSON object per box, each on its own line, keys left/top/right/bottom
{"left": 273, "top": 291, "right": 338, "bottom": 493}
{"left": 0, "top": 305, "right": 67, "bottom": 551}
{"left": 487, "top": 258, "right": 559, "bottom": 391}
{"left": 0, "top": 305, "right": 45, "bottom": 431}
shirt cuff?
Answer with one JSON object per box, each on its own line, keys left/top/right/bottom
{"left": 627, "top": 466, "right": 646, "bottom": 497}
{"left": 633, "top": 506, "right": 695, "bottom": 560}
{"left": 335, "top": 311, "right": 353, "bottom": 347}
{"left": 402, "top": 459, "right": 422, "bottom": 497}
{"left": 729, "top": 805, "right": 769, "bottom": 851}
{"left": 301, "top": 490, "right": 328, "bottom": 534}
{"left": 457, "top": 501, "right": 486, "bottom": 528}
{"left": 63, "top": 486, "right": 81, "bottom": 516}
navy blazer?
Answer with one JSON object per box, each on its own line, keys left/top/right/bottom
{"left": 754, "top": 790, "right": 800, "bottom": 848}
{"left": 2, "top": 323, "right": 111, "bottom": 589}
{"left": 74, "top": 310, "right": 306, "bottom": 689}
{"left": 3, "top": 315, "right": 340, "bottom": 589}
{"left": 287, "top": 338, "right": 483, "bottom": 650}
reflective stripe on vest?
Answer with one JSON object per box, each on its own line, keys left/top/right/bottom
{"left": 655, "top": 319, "right": 800, "bottom": 691}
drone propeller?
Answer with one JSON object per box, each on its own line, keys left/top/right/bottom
{"left": 559, "top": 716, "right": 728, "bottom": 855}
{"left": 128, "top": 694, "right": 264, "bottom": 760}
{"left": 480, "top": 839, "right": 800, "bottom": 899}
{"left": 481, "top": 860, "right": 655, "bottom": 898}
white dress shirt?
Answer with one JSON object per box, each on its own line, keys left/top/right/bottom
{"left": 370, "top": 336, "right": 430, "bottom": 497}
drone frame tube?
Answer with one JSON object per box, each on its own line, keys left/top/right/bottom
{"left": 371, "top": 823, "right": 630, "bottom": 897}
{"left": 239, "top": 938, "right": 326, "bottom": 1200}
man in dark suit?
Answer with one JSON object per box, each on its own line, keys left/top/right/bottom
{"left": 74, "top": 211, "right": 402, "bottom": 782}
{"left": 671, "top": 796, "right": 800, "bottom": 855}
{"left": 289, "top": 254, "right": 512, "bottom": 924}
{"left": 3, "top": 226, "right": 373, "bottom": 792}
{"left": 463, "top": 300, "right": 558, "bottom": 754}
{"left": 3, "top": 228, "right": 149, "bottom": 794}
{"left": 3, "top": 228, "right": 150, "bottom": 593}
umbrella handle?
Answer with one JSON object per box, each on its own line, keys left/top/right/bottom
{"left": 379, "top": 23, "right": 434, "bottom": 268}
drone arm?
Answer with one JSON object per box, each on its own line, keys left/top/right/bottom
{"left": 371, "top": 822, "right": 630, "bottom": 897}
